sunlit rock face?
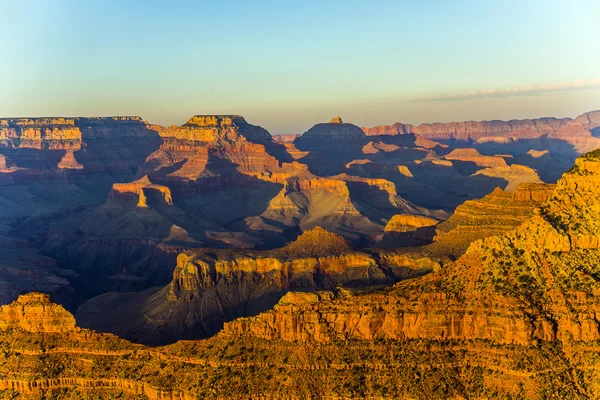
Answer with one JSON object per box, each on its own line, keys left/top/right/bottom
{"left": 0, "top": 116, "right": 161, "bottom": 185}
{"left": 224, "top": 150, "right": 600, "bottom": 347}
{"left": 0, "top": 109, "right": 598, "bottom": 360}
{"left": 548, "top": 110, "right": 600, "bottom": 153}
{"left": 444, "top": 148, "right": 507, "bottom": 167}
{"left": 0, "top": 293, "right": 76, "bottom": 333}
{"left": 75, "top": 226, "right": 438, "bottom": 344}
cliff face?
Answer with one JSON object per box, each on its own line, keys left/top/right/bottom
{"left": 108, "top": 176, "right": 173, "bottom": 208}
{"left": 548, "top": 110, "right": 600, "bottom": 153}
{"left": 2, "top": 110, "right": 597, "bottom": 350}
{"left": 363, "top": 116, "right": 571, "bottom": 141}
{"left": 4, "top": 288, "right": 600, "bottom": 398}
{"left": 76, "top": 227, "right": 438, "bottom": 344}
{"left": 223, "top": 151, "right": 600, "bottom": 347}
{"left": 444, "top": 148, "right": 507, "bottom": 167}
{"left": 0, "top": 293, "right": 76, "bottom": 332}
{"left": 378, "top": 214, "right": 439, "bottom": 247}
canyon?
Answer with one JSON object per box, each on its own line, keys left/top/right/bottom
{"left": 1, "top": 111, "right": 600, "bottom": 398}
{"left": 0, "top": 148, "right": 599, "bottom": 398}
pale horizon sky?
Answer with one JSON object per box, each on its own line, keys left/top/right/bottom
{"left": 2, "top": 0, "right": 599, "bottom": 134}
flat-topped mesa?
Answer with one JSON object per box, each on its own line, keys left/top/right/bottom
{"left": 107, "top": 176, "right": 173, "bottom": 208}
{"left": 0, "top": 116, "right": 155, "bottom": 143}
{"left": 183, "top": 115, "right": 247, "bottom": 127}
{"left": 444, "top": 148, "right": 507, "bottom": 168}
{"left": 160, "top": 115, "right": 272, "bottom": 142}
{"left": 0, "top": 116, "right": 143, "bottom": 128}
{"left": 363, "top": 117, "right": 571, "bottom": 141}
{"left": 0, "top": 293, "right": 76, "bottom": 333}
{"left": 378, "top": 214, "right": 439, "bottom": 247}
{"left": 0, "top": 117, "right": 77, "bottom": 127}
{"left": 384, "top": 214, "right": 438, "bottom": 233}
{"left": 362, "top": 122, "right": 415, "bottom": 136}
{"left": 472, "top": 164, "right": 542, "bottom": 192}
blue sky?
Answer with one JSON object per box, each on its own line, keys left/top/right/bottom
{"left": 2, "top": 0, "right": 599, "bottom": 133}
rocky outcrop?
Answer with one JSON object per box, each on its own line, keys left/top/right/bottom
{"left": 108, "top": 176, "right": 173, "bottom": 208}
{"left": 384, "top": 214, "right": 439, "bottom": 233}
{"left": 57, "top": 149, "right": 84, "bottom": 169}
{"left": 0, "top": 293, "right": 76, "bottom": 332}
{"left": 76, "top": 227, "right": 435, "bottom": 344}
{"left": 223, "top": 150, "right": 600, "bottom": 347}
{"left": 471, "top": 164, "right": 542, "bottom": 191}
{"left": 430, "top": 183, "right": 553, "bottom": 255}
{"left": 156, "top": 115, "right": 272, "bottom": 143}
{"left": 511, "top": 182, "right": 555, "bottom": 202}
{"left": 444, "top": 148, "right": 507, "bottom": 168}
{"left": 378, "top": 214, "right": 439, "bottom": 247}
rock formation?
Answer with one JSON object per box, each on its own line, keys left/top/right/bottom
{"left": 471, "top": 164, "right": 542, "bottom": 191}
{"left": 378, "top": 214, "right": 439, "bottom": 246}
{"left": 224, "top": 149, "right": 600, "bottom": 349}
{"left": 0, "top": 109, "right": 598, "bottom": 357}
{"left": 1, "top": 149, "right": 600, "bottom": 398}
{"left": 430, "top": 182, "right": 554, "bottom": 255}
{"left": 108, "top": 176, "right": 173, "bottom": 208}
{"left": 294, "top": 118, "right": 367, "bottom": 150}
{"left": 444, "top": 148, "right": 507, "bottom": 168}
{"left": 0, "top": 293, "right": 75, "bottom": 332}
{"left": 76, "top": 227, "right": 436, "bottom": 344}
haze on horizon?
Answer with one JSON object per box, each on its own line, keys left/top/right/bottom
{"left": 2, "top": 0, "right": 599, "bottom": 134}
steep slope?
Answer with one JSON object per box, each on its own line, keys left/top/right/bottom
{"left": 0, "top": 293, "right": 76, "bottom": 332}
{"left": 378, "top": 214, "right": 440, "bottom": 246}
{"left": 76, "top": 227, "right": 437, "bottom": 344}
{"left": 427, "top": 182, "right": 555, "bottom": 256}
{"left": 246, "top": 173, "right": 426, "bottom": 241}
{"left": 548, "top": 110, "right": 600, "bottom": 153}
{"left": 225, "top": 150, "right": 600, "bottom": 347}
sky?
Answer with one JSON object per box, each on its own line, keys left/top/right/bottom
{"left": 1, "top": 0, "right": 599, "bottom": 134}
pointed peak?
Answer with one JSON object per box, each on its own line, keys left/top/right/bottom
{"left": 280, "top": 227, "right": 352, "bottom": 258}
{"left": 330, "top": 116, "right": 343, "bottom": 124}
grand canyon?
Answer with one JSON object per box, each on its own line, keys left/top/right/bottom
{"left": 3, "top": 1, "right": 600, "bottom": 397}
{"left": 0, "top": 110, "right": 600, "bottom": 398}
